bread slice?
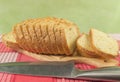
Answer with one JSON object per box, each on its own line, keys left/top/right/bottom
{"left": 21, "top": 24, "right": 33, "bottom": 52}
{"left": 39, "top": 22, "right": 49, "bottom": 54}
{"left": 41, "top": 23, "right": 51, "bottom": 54}
{"left": 20, "top": 20, "right": 37, "bottom": 53}
{"left": 47, "top": 22, "right": 57, "bottom": 54}
{"left": 52, "top": 23, "right": 60, "bottom": 54}
{"left": 35, "top": 21, "right": 46, "bottom": 54}
{"left": 13, "top": 24, "right": 28, "bottom": 50}
{"left": 34, "top": 22, "right": 43, "bottom": 53}
{"left": 61, "top": 24, "right": 79, "bottom": 55}
{"left": 27, "top": 22, "right": 40, "bottom": 53}
{"left": 77, "top": 34, "right": 100, "bottom": 58}
{"left": 89, "top": 28, "right": 119, "bottom": 58}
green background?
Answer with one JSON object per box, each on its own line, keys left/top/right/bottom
{"left": 0, "top": 0, "right": 120, "bottom": 34}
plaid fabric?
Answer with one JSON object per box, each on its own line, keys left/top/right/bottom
{"left": 0, "top": 34, "right": 120, "bottom": 82}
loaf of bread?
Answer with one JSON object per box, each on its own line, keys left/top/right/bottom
{"left": 3, "top": 17, "right": 80, "bottom": 55}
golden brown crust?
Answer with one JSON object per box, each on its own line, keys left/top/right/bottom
{"left": 89, "top": 29, "right": 115, "bottom": 59}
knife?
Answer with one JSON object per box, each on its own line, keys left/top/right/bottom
{"left": 0, "top": 61, "right": 120, "bottom": 81}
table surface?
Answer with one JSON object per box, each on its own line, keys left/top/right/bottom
{"left": 0, "top": 0, "right": 120, "bottom": 34}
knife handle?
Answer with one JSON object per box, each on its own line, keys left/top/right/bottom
{"left": 76, "top": 66, "right": 120, "bottom": 81}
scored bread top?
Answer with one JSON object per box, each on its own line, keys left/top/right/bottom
{"left": 12, "top": 17, "right": 80, "bottom": 55}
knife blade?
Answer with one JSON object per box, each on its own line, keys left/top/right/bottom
{"left": 0, "top": 61, "right": 120, "bottom": 81}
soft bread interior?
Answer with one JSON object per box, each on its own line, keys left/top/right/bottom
{"left": 2, "top": 33, "right": 119, "bottom": 67}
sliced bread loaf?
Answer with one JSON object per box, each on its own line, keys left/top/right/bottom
{"left": 8, "top": 17, "right": 80, "bottom": 55}
{"left": 89, "top": 28, "right": 119, "bottom": 58}
{"left": 21, "top": 20, "right": 37, "bottom": 53}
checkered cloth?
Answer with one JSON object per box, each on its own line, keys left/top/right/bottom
{"left": 0, "top": 34, "right": 120, "bottom": 82}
